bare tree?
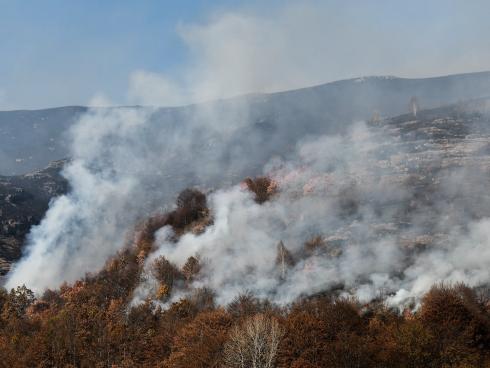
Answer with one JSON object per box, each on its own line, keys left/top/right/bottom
{"left": 275, "top": 241, "right": 294, "bottom": 279}
{"left": 223, "top": 313, "right": 284, "bottom": 368}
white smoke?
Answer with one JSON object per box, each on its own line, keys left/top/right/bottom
{"left": 131, "top": 120, "right": 490, "bottom": 307}
{"left": 6, "top": 2, "right": 490, "bottom": 309}
{"left": 7, "top": 108, "right": 151, "bottom": 291}
{"left": 388, "top": 218, "right": 490, "bottom": 306}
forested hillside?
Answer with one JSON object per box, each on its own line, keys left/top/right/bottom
{"left": 0, "top": 181, "right": 489, "bottom": 367}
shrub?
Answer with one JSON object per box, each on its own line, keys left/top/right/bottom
{"left": 243, "top": 177, "right": 278, "bottom": 204}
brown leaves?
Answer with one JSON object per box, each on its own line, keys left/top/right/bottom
{"left": 151, "top": 256, "right": 183, "bottom": 301}
{"left": 243, "top": 176, "right": 278, "bottom": 204}
{"left": 164, "top": 309, "right": 232, "bottom": 368}
{"left": 1, "top": 282, "right": 490, "bottom": 367}
{"left": 0, "top": 171, "right": 489, "bottom": 367}
{"left": 182, "top": 256, "right": 201, "bottom": 283}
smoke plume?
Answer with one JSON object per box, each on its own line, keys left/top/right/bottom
{"left": 6, "top": 2, "right": 490, "bottom": 310}
{"left": 130, "top": 120, "right": 490, "bottom": 308}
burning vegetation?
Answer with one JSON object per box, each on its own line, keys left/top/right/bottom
{"left": 242, "top": 176, "right": 278, "bottom": 204}
{"left": 4, "top": 90, "right": 490, "bottom": 368}
{"left": 0, "top": 174, "right": 489, "bottom": 367}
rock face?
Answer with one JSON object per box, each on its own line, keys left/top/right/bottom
{"left": 0, "top": 160, "right": 67, "bottom": 274}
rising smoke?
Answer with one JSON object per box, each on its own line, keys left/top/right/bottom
{"left": 6, "top": 2, "right": 490, "bottom": 309}
{"left": 129, "top": 120, "right": 490, "bottom": 308}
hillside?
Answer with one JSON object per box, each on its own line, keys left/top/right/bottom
{"left": 2, "top": 71, "right": 490, "bottom": 175}
{"left": 1, "top": 107, "right": 490, "bottom": 364}
{"left": 323, "top": 98, "right": 490, "bottom": 252}
{"left": 1, "top": 97, "right": 490, "bottom": 365}
{"left": 3, "top": 1, "right": 490, "bottom": 365}
{"left": 0, "top": 161, "right": 67, "bottom": 275}
{"left": 0, "top": 106, "right": 85, "bottom": 175}
{"left": 3, "top": 97, "right": 490, "bottom": 283}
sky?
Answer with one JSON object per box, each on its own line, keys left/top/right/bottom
{"left": 0, "top": 0, "right": 490, "bottom": 110}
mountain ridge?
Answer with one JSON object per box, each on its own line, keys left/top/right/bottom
{"left": 3, "top": 71, "right": 490, "bottom": 175}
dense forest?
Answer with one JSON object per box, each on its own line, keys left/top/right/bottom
{"left": 0, "top": 178, "right": 489, "bottom": 367}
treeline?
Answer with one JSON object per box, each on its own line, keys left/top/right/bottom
{"left": 0, "top": 179, "right": 488, "bottom": 367}
{"left": 1, "top": 281, "right": 489, "bottom": 367}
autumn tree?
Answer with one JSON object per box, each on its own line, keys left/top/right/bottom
{"left": 164, "top": 308, "right": 232, "bottom": 368}
{"left": 176, "top": 188, "right": 207, "bottom": 211}
{"left": 417, "top": 283, "right": 490, "bottom": 366}
{"left": 2, "top": 285, "right": 35, "bottom": 318}
{"left": 151, "top": 256, "right": 183, "bottom": 300}
{"left": 182, "top": 256, "right": 201, "bottom": 283}
{"left": 277, "top": 306, "right": 328, "bottom": 367}
{"left": 304, "top": 235, "right": 325, "bottom": 254}
{"left": 227, "top": 292, "right": 276, "bottom": 320}
{"left": 243, "top": 177, "right": 278, "bottom": 204}
{"left": 278, "top": 297, "right": 370, "bottom": 368}
{"left": 171, "top": 188, "right": 209, "bottom": 230}
{"left": 392, "top": 319, "right": 437, "bottom": 368}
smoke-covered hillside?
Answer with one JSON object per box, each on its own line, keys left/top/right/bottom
{"left": 2, "top": 90, "right": 490, "bottom": 301}
{"left": 125, "top": 97, "right": 490, "bottom": 308}
{"left": 1, "top": 98, "right": 490, "bottom": 367}
{"left": 2, "top": 71, "right": 490, "bottom": 175}
{"left": 4, "top": 1, "right": 490, "bottom": 365}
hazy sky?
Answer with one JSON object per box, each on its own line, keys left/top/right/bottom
{"left": 1, "top": 0, "right": 489, "bottom": 110}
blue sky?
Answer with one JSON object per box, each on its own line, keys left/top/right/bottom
{"left": 1, "top": 1, "right": 489, "bottom": 109}
{"left": 0, "top": 0, "right": 250, "bottom": 108}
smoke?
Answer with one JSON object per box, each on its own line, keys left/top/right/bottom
{"left": 128, "top": 71, "right": 185, "bottom": 107}
{"left": 132, "top": 123, "right": 405, "bottom": 306}
{"left": 6, "top": 86, "right": 260, "bottom": 291}
{"left": 124, "top": 1, "right": 490, "bottom": 108}
{"left": 0, "top": 89, "right": 7, "bottom": 110}
{"left": 4, "top": 1, "right": 490, "bottom": 110}
{"left": 8, "top": 100, "right": 490, "bottom": 307}
{"left": 6, "top": 107, "right": 152, "bottom": 291}
{"left": 130, "top": 119, "right": 490, "bottom": 308}
{"left": 6, "top": 2, "right": 490, "bottom": 309}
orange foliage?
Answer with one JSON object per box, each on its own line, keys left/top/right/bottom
{"left": 0, "top": 282, "right": 489, "bottom": 367}
{"left": 164, "top": 309, "right": 232, "bottom": 368}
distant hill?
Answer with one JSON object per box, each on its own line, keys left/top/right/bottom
{"left": 0, "top": 106, "right": 86, "bottom": 175}
{"left": 2, "top": 71, "right": 490, "bottom": 175}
